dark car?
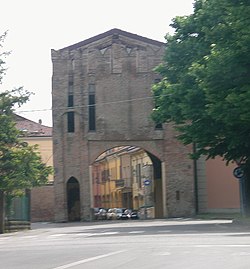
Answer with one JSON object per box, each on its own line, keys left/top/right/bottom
{"left": 121, "top": 209, "right": 132, "bottom": 220}
{"left": 130, "top": 210, "right": 139, "bottom": 220}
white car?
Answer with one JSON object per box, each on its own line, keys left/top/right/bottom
{"left": 106, "top": 208, "right": 115, "bottom": 220}
{"left": 106, "top": 208, "right": 125, "bottom": 220}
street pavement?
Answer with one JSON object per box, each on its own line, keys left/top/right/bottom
{"left": 1, "top": 218, "right": 250, "bottom": 269}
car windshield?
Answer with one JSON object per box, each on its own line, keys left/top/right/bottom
{"left": 116, "top": 208, "right": 123, "bottom": 213}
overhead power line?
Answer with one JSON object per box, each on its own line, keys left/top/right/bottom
{"left": 16, "top": 95, "right": 157, "bottom": 114}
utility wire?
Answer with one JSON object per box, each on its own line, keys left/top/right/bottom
{"left": 16, "top": 95, "right": 158, "bottom": 113}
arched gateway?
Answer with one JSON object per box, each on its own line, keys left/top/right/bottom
{"left": 52, "top": 29, "right": 195, "bottom": 222}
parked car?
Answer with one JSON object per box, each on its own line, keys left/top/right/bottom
{"left": 96, "top": 208, "right": 107, "bottom": 220}
{"left": 114, "top": 208, "right": 125, "bottom": 220}
{"left": 106, "top": 208, "right": 125, "bottom": 220}
{"left": 106, "top": 208, "right": 115, "bottom": 220}
{"left": 130, "top": 210, "right": 139, "bottom": 220}
{"left": 121, "top": 209, "right": 132, "bottom": 220}
{"left": 93, "top": 208, "right": 101, "bottom": 220}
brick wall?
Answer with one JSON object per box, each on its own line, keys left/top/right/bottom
{"left": 31, "top": 185, "right": 55, "bottom": 222}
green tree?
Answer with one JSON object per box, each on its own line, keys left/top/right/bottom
{"left": 152, "top": 0, "right": 250, "bottom": 214}
{"left": 0, "top": 33, "right": 53, "bottom": 233}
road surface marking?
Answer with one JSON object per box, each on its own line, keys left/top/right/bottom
{"left": 129, "top": 231, "right": 145, "bottom": 234}
{"left": 143, "top": 232, "right": 250, "bottom": 237}
{"left": 0, "top": 237, "right": 11, "bottom": 241}
{"left": 94, "top": 232, "right": 119, "bottom": 236}
{"left": 232, "top": 252, "right": 250, "bottom": 256}
{"left": 50, "top": 234, "right": 68, "bottom": 237}
{"left": 155, "top": 252, "right": 171, "bottom": 256}
{"left": 20, "top": 235, "right": 37, "bottom": 239}
{"left": 195, "top": 244, "right": 250, "bottom": 248}
{"left": 51, "top": 250, "right": 127, "bottom": 269}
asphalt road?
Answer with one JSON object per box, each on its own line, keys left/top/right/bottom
{"left": 1, "top": 219, "right": 250, "bottom": 269}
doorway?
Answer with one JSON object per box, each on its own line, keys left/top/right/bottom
{"left": 67, "top": 177, "right": 80, "bottom": 221}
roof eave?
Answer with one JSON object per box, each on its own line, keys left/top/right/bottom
{"left": 59, "top": 28, "right": 165, "bottom": 51}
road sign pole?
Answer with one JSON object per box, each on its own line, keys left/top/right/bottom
{"left": 233, "top": 166, "right": 247, "bottom": 217}
{"left": 239, "top": 177, "right": 245, "bottom": 216}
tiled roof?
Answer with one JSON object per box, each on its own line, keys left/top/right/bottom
{"left": 60, "top": 28, "right": 165, "bottom": 51}
{"left": 14, "top": 114, "right": 52, "bottom": 137}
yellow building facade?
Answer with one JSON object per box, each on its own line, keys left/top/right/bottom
{"left": 92, "top": 146, "right": 154, "bottom": 216}
{"left": 14, "top": 115, "right": 54, "bottom": 222}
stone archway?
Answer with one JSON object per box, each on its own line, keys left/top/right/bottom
{"left": 91, "top": 146, "right": 164, "bottom": 219}
{"left": 147, "top": 152, "right": 163, "bottom": 218}
{"left": 67, "top": 177, "right": 80, "bottom": 221}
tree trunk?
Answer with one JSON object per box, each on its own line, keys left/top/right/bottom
{"left": 0, "top": 190, "right": 5, "bottom": 234}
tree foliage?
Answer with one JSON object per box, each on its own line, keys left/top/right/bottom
{"left": 0, "top": 91, "right": 52, "bottom": 195}
{"left": 0, "top": 31, "right": 9, "bottom": 83}
{"left": 152, "top": 0, "right": 250, "bottom": 165}
{"left": 0, "top": 32, "right": 53, "bottom": 232}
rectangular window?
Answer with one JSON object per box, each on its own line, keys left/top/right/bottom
{"left": 101, "top": 170, "right": 109, "bottom": 182}
{"left": 136, "top": 164, "right": 141, "bottom": 188}
{"left": 68, "top": 95, "right": 74, "bottom": 107}
{"left": 67, "top": 112, "right": 75, "bottom": 133}
{"left": 89, "top": 93, "right": 96, "bottom": 131}
{"left": 68, "top": 76, "right": 74, "bottom": 93}
{"left": 153, "top": 78, "right": 163, "bottom": 130}
{"left": 176, "top": 191, "right": 180, "bottom": 201}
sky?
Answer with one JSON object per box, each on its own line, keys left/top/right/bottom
{"left": 0, "top": 0, "right": 195, "bottom": 127}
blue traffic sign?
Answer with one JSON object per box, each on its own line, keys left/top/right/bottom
{"left": 233, "top": 167, "right": 244, "bottom": 179}
{"left": 144, "top": 179, "right": 151, "bottom": 186}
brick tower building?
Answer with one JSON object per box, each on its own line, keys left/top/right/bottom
{"left": 51, "top": 29, "right": 195, "bottom": 222}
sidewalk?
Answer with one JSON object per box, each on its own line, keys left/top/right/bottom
{"left": 195, "top": 213, "right": 250, "bottom": 226}
{"left": 30, "top": 217, "right": 234, "bottom": 231}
